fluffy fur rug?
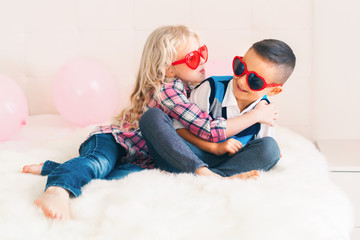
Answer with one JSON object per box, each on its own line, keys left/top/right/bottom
{"left": 0, "top": 115, "right": 353, "bottom": 240}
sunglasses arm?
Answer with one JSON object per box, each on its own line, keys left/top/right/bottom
{"left": 172, "top": 59, "right": 186, "bottom": 66}
{"left": 267, "top": 83, "right": 283, "bottom": 88}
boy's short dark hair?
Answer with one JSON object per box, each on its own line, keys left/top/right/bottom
{"left": 251, "top": 39, "right": 296, "bottom": 84}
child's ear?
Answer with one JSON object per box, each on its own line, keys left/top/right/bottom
{"left": 165, "top": 66, "right": 176, "bottom": 78}
{"left": 268, "top": 86, "right": 283, "bottom": 96}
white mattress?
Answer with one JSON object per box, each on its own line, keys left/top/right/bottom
{"left": 0, "top": 115, "right": 354, "bottom": 240}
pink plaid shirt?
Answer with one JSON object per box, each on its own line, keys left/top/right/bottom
{"left": 89, "top": 79, "right": 227, "bottom": 169}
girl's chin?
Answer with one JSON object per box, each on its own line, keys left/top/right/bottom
{"left": 182, "top": 73, "right": 206, "bottom": 84}
{"left": 199, "top": 72, "right": 206, "bottom": 81}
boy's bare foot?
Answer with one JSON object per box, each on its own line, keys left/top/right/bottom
{"left": 34, "top": 186, "right": 71, "bottom": 220}
{"left": 195, "top": 167, "right": 222, "bottom": 178}
{"left": 228, "top": 170, "right": 260, "bottom": 180}
{"left": 195, "top": 167, "right": 260, "bottom": 180}
{"left": 22, "top": 163, "right": 44, "bottom": 175}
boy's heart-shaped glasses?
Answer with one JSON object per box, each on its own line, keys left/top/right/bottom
{"left": 232, "top": 56, "right": 283, "bottom": 91}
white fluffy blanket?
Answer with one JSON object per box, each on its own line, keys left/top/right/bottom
{"left": 0, "top": 115, "right": 353, "bottom": 240}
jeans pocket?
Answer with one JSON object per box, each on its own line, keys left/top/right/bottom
{"left": 79, "top": 134, "right": 98, "bottom": 155}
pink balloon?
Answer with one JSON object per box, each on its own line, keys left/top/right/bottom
{"left": 52, "top": 59, "right": 119, "bottom": 127}
{"left": 0, "top": 74, "right": 28, "bottom": 141}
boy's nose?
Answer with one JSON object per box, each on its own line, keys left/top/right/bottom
{"left": 234, "top": 74, "right": 246, "bottom": 82}
{"left": 242, "top": 74, "right": 249, "bottom": 84}
{"left": 235, "top": 74, "right": 248, "bottom": 86}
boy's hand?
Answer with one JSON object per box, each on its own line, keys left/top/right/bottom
{"left": 253, "top": 101, "right": 279, "bottom": 126}
{"left": 211, "top": 138, "right": 242, "bottom": 156}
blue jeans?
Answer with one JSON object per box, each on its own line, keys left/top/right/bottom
{"left": 41, "top": 133, "right": 144, "bottom": 197}
{"left": 139, "top": 108, "right": 280, "bottom": 176}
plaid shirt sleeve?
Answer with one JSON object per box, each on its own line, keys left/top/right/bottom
{"left": 159, "top": 79, "right": 226, "bottom": 142}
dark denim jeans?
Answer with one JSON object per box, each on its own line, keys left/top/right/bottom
{"left": 139, "top": 108, "right": 280, "bottom": 177}
{"left": 41, "top": 133, "right": 143, "bottom": 197}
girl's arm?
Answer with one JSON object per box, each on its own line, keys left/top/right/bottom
{"left": 188, "top": 80, "right": 278, "bottom": 139}
{"left": 159, "top": 79, "right": 277, "bottom": 143}
{"left": 159, "top": 80, "right": 226, "bottom": 142}
{"left": 175, "top": 101, "right": 276, "bottom": 155}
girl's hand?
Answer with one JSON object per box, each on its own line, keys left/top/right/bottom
{"left": 253, "top": 101, "right": 279, "bottom": 126}
{"left": 211, "top": 138, "right": 242, "bottom": 156}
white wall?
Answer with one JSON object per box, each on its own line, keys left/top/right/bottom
{"left": 313, "top": 0, "right": 360, "bottom": 140}
{"left": 0, "top": 0, "right": 314, "bottom": 139}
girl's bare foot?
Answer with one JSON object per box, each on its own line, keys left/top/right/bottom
{"left": 22, "top": 163, "right": 44, "bottom": 175}
{"left": 229, "top": 170, "right": 260, "bottom": 180}
{"left": 34, "top": 186, "right": 71, "bottom": 220}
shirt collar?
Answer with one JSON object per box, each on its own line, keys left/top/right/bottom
{"left": 222, "top": 79, "right": 237, "bottom": 107}
{"left": 223, "top": 79, "right": 268, "bottom": 114}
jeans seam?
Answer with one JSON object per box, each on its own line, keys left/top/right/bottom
{"left": 45, "top": 182, "right": 81, "bottom": 197}
{"left": 83, "top": 134, "right": 99, "bottom": 158}
{"left": 41, "top": 160, "right": 59, "bottom": 176}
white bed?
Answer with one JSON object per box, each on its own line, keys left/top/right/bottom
{"left": 0, "top": 114, "right": 354, "bottom": 240}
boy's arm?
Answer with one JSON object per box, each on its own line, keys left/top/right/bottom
{"left": 225, "top": 101, "right": 278, "bottom": 138}
{"left": 176, "top": 128, "right": 242, "bottom": 156}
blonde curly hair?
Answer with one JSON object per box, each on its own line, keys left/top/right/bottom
{"left": 112, "top": 25, "right": 199, "bottom": 129}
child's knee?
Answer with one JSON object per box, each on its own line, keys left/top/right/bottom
{"left": 140, "top": 108, "right": 163, "bottom": 127}
{"left": 140, "top": 108, "right": 171, "bottom": 132}
{"left": 259, "top": 137, "right": 280, "bottom": 169}
{"left": 85, "top": 154, "right": 114, "bottom": 178}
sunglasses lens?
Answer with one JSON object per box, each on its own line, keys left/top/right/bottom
{"left": 233, "top": 58, "right": 245, "bottom": 76}
{"left": 248, "top": 73, "right": 264, "bottom": 90}
{"left": 187, "top": 52, "right": 200, "bottom": 69}
{"left": 199, "top": 45, "right": 208, "bottom": 62}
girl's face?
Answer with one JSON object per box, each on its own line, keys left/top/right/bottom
{"left": 168, "top": 37, "right": 206, "bottom": 84}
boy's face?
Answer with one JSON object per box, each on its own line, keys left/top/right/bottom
{"left": 232, "top": 48, "right": 282, "bottom": 108}
{"left": 166, "top": 36, "right": 206, "bottom": 84}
